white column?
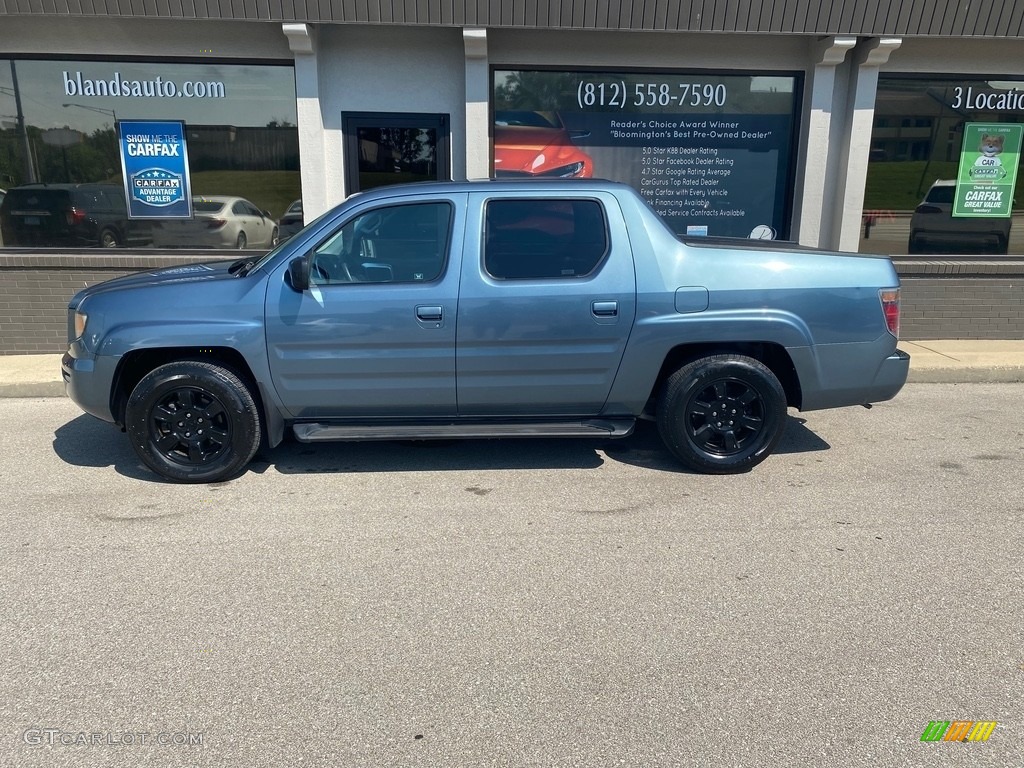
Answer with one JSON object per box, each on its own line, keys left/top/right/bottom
{"left": 463, "top": 28, "right": 490, "bottom": 180}
{"left": 796, "top": 36, "right": 856, "bottom": 248}
{"left": 834, "top": 37, "right": 903, "bottom": 252}
{"left": 283, "top": 23, "right": 329, "bottom": 220}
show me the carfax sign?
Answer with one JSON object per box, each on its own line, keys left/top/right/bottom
{"left": 953, "top": 123, "right": 1023, "bottom": 218}
{"left": 117, "top": 120, "right": 193, "bottom": 219}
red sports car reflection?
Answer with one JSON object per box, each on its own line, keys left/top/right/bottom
{"left": 494, "top": 111, "right": 594, "bottom": 178}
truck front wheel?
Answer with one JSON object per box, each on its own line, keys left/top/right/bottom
{"left": 657, "top": 354, "right": 787, "bottom": 474}
{"left": 125, "top": 361, "right": 262, "bottom": 483}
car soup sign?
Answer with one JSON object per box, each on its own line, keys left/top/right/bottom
{"left": 953, "top": 123, "right": 1023, "bottom": 218}
{"left": 118, "top": 120, "right": 193, "bottom": 218}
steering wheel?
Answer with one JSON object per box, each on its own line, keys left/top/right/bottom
{"left": 313, "top": 256, "right": 357, "bottom": 284}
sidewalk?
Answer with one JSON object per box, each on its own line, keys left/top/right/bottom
{"left": 1, "top": 341, "right": 1023, "bottom": 398}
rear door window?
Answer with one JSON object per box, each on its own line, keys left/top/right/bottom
{"left": 483, "top": 199, "right": 608, "bottom": 279}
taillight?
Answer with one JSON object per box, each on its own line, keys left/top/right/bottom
{"left": 880, "top": 288, "right": 900, "bottom": 338}
{"left": 914, "top": 204, "right": 942, "bottom": 214}
{"left": 206, "top": 219, "right": 226, "bottom": 230}
{"left": 66, "top": 208, "right": 87, "bottom": 225}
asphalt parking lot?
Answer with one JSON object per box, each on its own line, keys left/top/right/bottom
{"left": 1, "top": 385, "right": 1022, "bottom": 767}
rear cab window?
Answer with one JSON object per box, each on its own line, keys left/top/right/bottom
{"left": 484, "top": 198, "right": 609, "bottom": 280}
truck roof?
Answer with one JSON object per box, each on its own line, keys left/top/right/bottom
{"left": 349, "top": 178, "right": 637, "bottom": 202}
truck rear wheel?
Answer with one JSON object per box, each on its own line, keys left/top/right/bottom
{"left": 657, "top": 354, "right": 787, "bottom": 474}
{"left": 125, "top": 360, "right": 261, "bottom": 483}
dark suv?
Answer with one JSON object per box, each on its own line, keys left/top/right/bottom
{"left": 0, "top": 183, "right": 150, "bottom": 248}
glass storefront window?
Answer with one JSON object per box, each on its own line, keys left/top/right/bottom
{"left": 0, "top": 58, "right": 298, "bottom": 249}
{"left": 341, "top": 112, "right": 450, "bottom": 195}
{"left": 492, "top": 69, "right": 802, "bottom": 240}
{"left": 863, "top": 75, "right": 1024, "bottom": 256}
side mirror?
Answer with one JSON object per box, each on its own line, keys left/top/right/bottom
{"left": 287, "top": 255, "right": 310, "bottom": 292}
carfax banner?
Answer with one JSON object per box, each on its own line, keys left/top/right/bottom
{"left": 117, "top": 120, "right": 193, "bottom": 219}
{"left": 953, "top": 123, "right": 1023, "bottom": 218}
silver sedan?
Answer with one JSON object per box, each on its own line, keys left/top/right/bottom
{"left": 152, "top": 195, "right": 279, "bottom": 249}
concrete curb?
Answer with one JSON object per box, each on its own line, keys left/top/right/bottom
{"left": 0, "top": 382, "right": 66, "bottom": 398}
{"left": 907, "top": 368, "right": 1024, "bottom": 384}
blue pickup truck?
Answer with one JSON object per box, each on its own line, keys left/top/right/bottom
{"left": 63, "top": 180, "right": 909, "bottom": 483}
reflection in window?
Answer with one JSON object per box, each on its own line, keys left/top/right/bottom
{"left": 0, "top": 58, "right": 299, "bottom": 250}
{"left": 863, "top": 75, "right": 1023, "bottom": 256}
{"left": 343, "top": 113, "right": 450, "bottom": 196}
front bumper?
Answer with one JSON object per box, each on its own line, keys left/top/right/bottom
{"left": 62, "top": 350, "right": 118, "bottom": 423}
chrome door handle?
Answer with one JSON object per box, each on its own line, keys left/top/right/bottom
{"left": 592, "top": 301, "right": 618, "bottom": 317}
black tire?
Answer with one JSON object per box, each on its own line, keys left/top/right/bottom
{"left": 99, "top": 228, "right": 121, "bottom": 248}
{"left": 125, "top": 361, "right": 261, "bottom": 483}
{"left": 236, "top": 231, "right": 247, "bottom": 249}
{"left": 657, "top": 354, "right": 787, "bottom": 474}
{"left": 907, "top": 235, "right": 922, "bottom": 254}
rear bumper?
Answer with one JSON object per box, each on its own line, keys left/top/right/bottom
{"left": 865, "top": 349, "right": 911, "bottom": 404}
{"left": 797, "top": 343, "right": 910, "bottom": 411}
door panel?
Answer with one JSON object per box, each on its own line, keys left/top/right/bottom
{"left": 265, "top": 197, "right": 464, "bottom": 419}
{"left": 456, "top": 192, "right": 636, "bottom": 416}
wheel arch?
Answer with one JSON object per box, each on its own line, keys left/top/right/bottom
{"left": 645, "top": 341, "right": 802, "bottom": 416}
{"left": 110, "top": 346, "right": 284, "bottom": 447}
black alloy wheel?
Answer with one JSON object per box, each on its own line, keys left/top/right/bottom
{"left": 126, "top": 361, "right": 261, "bottom": 483}
{"left": 657, "top": 354, "right": 787, "bottom": 474}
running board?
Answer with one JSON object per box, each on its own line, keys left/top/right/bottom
{"left": 292, "top": 419, "right": 635, "bottom": 442}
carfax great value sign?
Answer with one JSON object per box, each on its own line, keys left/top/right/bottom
{"left": 117, "top": 120, "right": 193, "bottom": 219}
{"left": 953, "top": 123, "right": 1023, "bottom": 218}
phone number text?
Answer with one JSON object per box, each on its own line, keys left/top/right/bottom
{"left": 577, "top": 80, "right": 728, "bottom": 109}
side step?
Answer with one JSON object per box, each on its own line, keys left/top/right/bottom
{"left": 292, "top": 419, "right": 636, "bottom": 443}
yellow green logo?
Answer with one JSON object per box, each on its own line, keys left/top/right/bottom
{"left": 920, "top": 721, "right": 997, "bottom": 742}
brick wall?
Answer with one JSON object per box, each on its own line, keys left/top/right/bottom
{"left": 1, "top": 253, "right": 1023, "bottom": 354}
{"left": 895, "top": 260, "right": 1024, "bottom": 340}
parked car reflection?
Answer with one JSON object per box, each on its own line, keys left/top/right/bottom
{"left": 151, "top": 195, "right": 279, "bottom": 249}
{"left": 909, "top": 180, "right": 1011, "bottom": 254}
{"left": 278, "top": 199, "right": 303, "bottom": 242}
{"left": 0, "top": 183, "right": 151, "bottom": 248}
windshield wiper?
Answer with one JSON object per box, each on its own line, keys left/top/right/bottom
{"left": 229, "top": 258, "right": 256, "bottom": 277}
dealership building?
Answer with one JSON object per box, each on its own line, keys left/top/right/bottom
{"left": 1, "top": 0, "right": 1024, "bottom": 352}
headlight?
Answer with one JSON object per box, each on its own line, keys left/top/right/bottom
{"left": 74, "top": 311, "right": 88, "bottom": 339}
{"left": 537, "top": 161, "right": 586, "bottom": 178}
